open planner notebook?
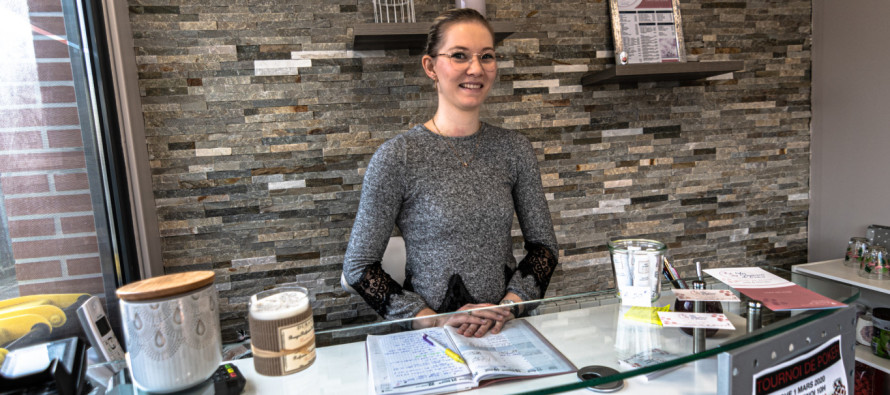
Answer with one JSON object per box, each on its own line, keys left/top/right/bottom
{"left": 365, "top": 319, "right": 576, "bottom": 395}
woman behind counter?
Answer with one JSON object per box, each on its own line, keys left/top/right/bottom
{"left": 342, "top": 8, "right": 559, "bottom": 337}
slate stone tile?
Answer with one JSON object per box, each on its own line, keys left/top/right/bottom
{"left": 131, "top": 0, "right": 814, "bottom": 334}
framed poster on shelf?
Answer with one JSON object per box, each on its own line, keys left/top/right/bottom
{"left": 609, "top": 0, "right": 687, "bottom": 64}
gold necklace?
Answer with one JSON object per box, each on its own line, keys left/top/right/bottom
{"left": 430, "top": 118, "right": 482, "bottom": 167}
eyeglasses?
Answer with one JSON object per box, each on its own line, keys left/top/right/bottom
{"left": 433, "top": 51, "right": 498, "bottom": 70}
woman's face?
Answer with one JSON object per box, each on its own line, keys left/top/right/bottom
{"left": 424, "top": 21, "right": 496, "bottom": 113}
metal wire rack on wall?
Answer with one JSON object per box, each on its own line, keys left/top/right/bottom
{"left": 372, "top": 0, "right": 416, "bottom": 23}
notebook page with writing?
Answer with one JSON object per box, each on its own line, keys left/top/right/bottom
{"left": 366, "top": 327, "right": 474, "bottom": 395}
{"left": 444, "top": 320, "right": 575, "bottom": 384}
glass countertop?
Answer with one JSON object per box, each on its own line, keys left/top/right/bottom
{"left": 310, "top": 265, "right": 858, "bottom": 393}
{"left": 87, "top": 265, "right": 857, "bottom": 395}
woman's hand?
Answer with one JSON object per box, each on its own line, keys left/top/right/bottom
{"left": 413, "top": 304, "right": 512, "bottom": 336}
{"left": 450, "top": 304, "right": 513, "bottom": 337}
{"left": 464, "top": 293, "right": 524, "bottom": 336}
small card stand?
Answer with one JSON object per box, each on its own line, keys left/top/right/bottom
{"left": 692, "top": 281, "right": 706, "bottom": 353}
{"left": 746, "top": 300, "right": 763, "bottom": 333}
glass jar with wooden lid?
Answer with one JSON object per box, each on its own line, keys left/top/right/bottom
{"left": 116, "top": 271, "right": 221, "bottom": 393}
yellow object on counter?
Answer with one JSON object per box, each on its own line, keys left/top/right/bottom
{"left": 623, "top": 305, "right": 670, "bottom": 326}
{"left": 0, "top": 304, "right": 67, "bottom": 327}
{"left": 0, "top": 314, "right": 53, "bottom": 345}
{"left": 0, "top": 294, "right": 88, "bottom": 310}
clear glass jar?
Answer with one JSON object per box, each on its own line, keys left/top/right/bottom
{"left": 845, "top": 237, "right": 870, "bottom": 268}
{"left": 859, "top": 246, "right": 888, "bottom": 280}
{"left": 608, "top": 239, "right": 666, "bottom": 303}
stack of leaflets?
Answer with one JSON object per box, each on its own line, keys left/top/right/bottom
{"left": 617, "top": 348, "right": 682, "bottom": 382}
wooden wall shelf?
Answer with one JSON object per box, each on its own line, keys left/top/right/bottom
{"left": 581, "top": 61, "right": 744, "bottom": 86}
{"left": 353, "top": 21, "right": 516, "bottom": 51}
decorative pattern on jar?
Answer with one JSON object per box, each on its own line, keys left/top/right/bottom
{"left": 116, "top": 271, "right": 222, "bottom": 393}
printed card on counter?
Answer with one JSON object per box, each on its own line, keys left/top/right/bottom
{"left": 657, "top": 312, "right": 736, "bottom": 330}
{"left": 672, "top": 289, "right": 740, "bottom": 302}
{"left": 703, "top": 267, "right": 847, "bottom": 311}
{"left": 620, "top": 286, "right": 654, "bottom": 307}
{"left": 702, "top": 267, "right": 791, "bottom": 289}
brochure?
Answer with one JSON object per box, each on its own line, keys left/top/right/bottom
{"left": 703, "top": 267, "right": 846, "bottom": 311}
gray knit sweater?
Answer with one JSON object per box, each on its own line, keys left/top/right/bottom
{"left": 342, "top": 123, "right": 559, "bottom": 320}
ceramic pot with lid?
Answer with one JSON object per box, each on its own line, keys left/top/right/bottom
{"left": 116, "top": 271, "right": 222, "bottom": 393}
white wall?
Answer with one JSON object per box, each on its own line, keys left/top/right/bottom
{"left": 810, "top": 0, "right": 890, "bottom": 261}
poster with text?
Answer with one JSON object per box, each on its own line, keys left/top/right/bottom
{"left": 612, "top": 0, "right": 685, "bottom": 64}
{"left": 751, "top": 335, "right": 847, "bottom": 395}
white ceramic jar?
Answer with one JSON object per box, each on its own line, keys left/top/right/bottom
{"left": 116, "top": 271, "right": 222, "bottom": 393}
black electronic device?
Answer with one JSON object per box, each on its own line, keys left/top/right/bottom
{"left": 0, "top": 336, "right": 87, "bottom": 395}
{"left": 210, "top": 363, "right": 246, "bottom": 395}
{"left": 104, "top": 363, "right": 246, "bottom": 395}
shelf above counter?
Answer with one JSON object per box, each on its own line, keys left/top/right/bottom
{"left": 793, "top": 259, "right": 890, "bottom": 295}
{"left": 353, "top": 21, "right": 516, "bottom": 50}
{"left": 581, "top": 60, "right": 744, "bottom": 86}
{"left": 792, "top": 259, "right": 890, "bottom": 373}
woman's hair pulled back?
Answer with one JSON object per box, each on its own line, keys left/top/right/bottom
{"left": 424, "top": 8, "right": 495, "bottom": 56}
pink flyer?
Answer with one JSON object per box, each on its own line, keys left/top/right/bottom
{"left": 703, "top": 267, "right": 846, "bottom": 311}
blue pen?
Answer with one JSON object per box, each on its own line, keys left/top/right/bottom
{"left": 422, "top": 334, "right": 466, "bottom": 364}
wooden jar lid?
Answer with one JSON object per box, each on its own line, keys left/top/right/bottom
{"left": 116, "top": 271, "right": 215, "bottom": 302}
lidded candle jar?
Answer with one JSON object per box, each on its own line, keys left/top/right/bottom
{"left": 248, "top": 286, "right": 316, "bottom": 376}
{"left": 116, "top": 271, "right": 222, "bottom": 393}
{"left": 860, "top": 246, "right": 889, "bottom": 280}
{"left": 845, "top": 237, "right": 870, "bottom": 268}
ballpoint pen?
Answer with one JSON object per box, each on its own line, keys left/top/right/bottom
{"left": 422, "top": 334, "right": 466, "bottom": 365}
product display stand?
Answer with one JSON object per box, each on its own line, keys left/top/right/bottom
{"left": 717, "top": 305, "right": 855, "bottom": 394}
{"left": 793, "top": 259, "right": 890, "bottom": 374}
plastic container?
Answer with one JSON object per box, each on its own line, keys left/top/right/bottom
{"left": 871, "top": 307, "right": 890, "bottom": 359}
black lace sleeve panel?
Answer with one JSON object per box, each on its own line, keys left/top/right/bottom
{"left": 516, "top": 241, "right": 558, "bottom": 295}
{"left": 350, "top": 262, "right": 404, "bottom": 318}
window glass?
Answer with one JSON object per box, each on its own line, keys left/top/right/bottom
{"left": 0, "top": 0, "right": 122, "bottom": 350}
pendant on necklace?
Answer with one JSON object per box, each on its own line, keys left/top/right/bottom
{"left": 462, "top": 162, "right": 468, "bottom": 167}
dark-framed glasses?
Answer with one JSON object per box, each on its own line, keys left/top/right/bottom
{"left": 434, "top": 51, "right": 498, "bottom": 70}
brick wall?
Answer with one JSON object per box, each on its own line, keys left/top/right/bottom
{"left": 127, "top": 0, "right": 813, "bottom": 343}
{"left": 0, "top": 0, "right": 104, "bottom": 298}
